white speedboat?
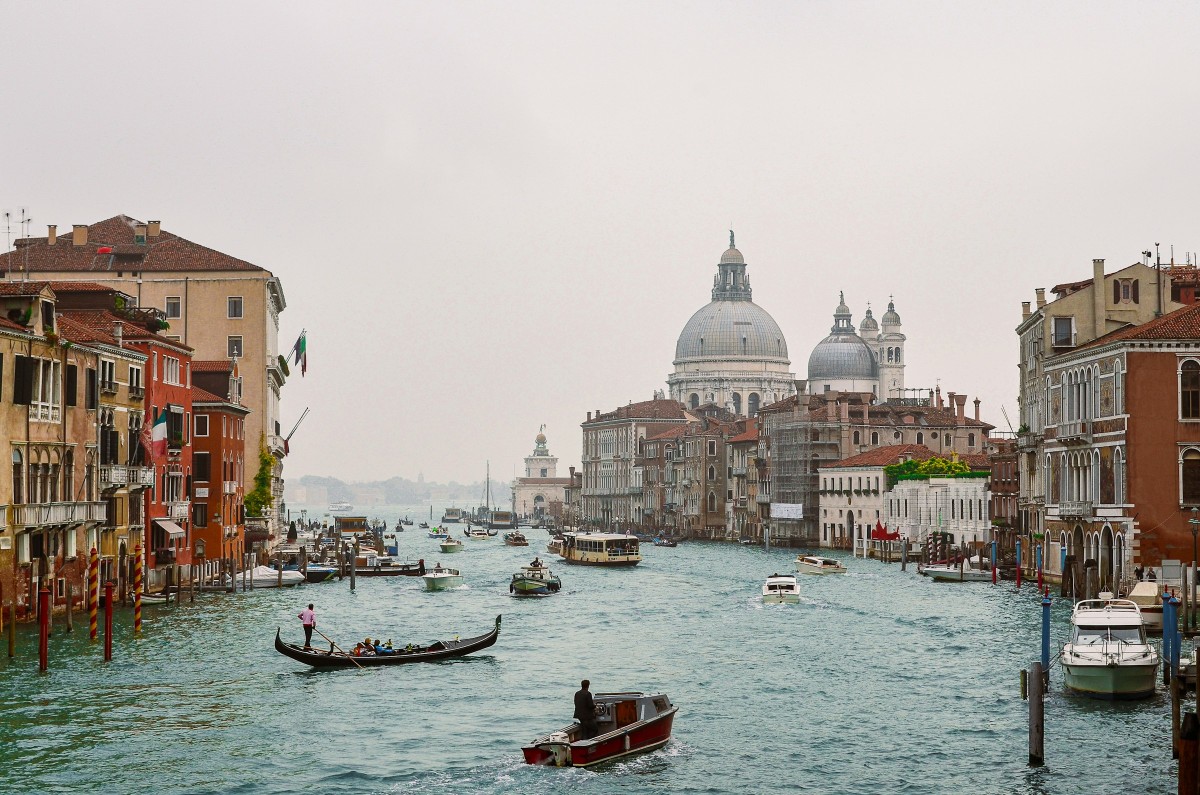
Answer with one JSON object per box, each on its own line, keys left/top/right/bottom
{"left": 1061, "top": 598, "right": 1159, "bottom": 699}
{"left": 422, "top": 565, "right": 464, "bottom": 591}
{"left": 440, "top": 538, "right": 465, "bottom": 554}
{"left": 919, "top": 557, "right": 993, "bottom": 582}
{"left": 794, "top": 555, "right": 847, "bottom": 575}
{"left": 250, "top": 565, "right": 305, "bottom": 588}
{"left": 762, "top": 573, "right": 800, "bottom": 604}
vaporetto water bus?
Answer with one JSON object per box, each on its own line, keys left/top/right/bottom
{"left": 559, "top": 532, "right": 642, "bottom": 567}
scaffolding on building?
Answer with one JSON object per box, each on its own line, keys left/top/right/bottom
{"left": 760, "top": 402, "right": 841, "bottom": 547}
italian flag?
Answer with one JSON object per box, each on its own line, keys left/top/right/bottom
{"left": 290, "top": 330, "right": 307, "bottom": 377}
{"left": 150, "top": 409, "right": 168, "bottom": 457}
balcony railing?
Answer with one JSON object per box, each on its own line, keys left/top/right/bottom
{"left": 1017, "top": 432, "right": 1040, "bottom": 451}
{"left": 626, "top": 486, "right": 643, "bottom": 495}
{"left": 756, "top": 494, "right": 771, "bottom": 504}
{"left": 100, "top": 465, "right": 129, "bottom": 488}
{"left": 14, "top": 501, "right": 107, "bottom": 527}
{"left": 1056, "top": 421, "right": 1092, "bottom": 445}
{"left": 129, "top": 384, "right": 145, "bottom": 399}
{"left": 129, "top": 467, "right": 155, "bottom": 487}
{"left": 1059, "top": 500, "right": 1093, "bottom": 519}
{"left": 99, "top": 380, "right": 119, "bottom": 395}
{"left": 267, "top": 434, "right": 286, "bottom": 455}
{"left": 168, "top": 501, "right": 190, "bottom": 520}
{"left": 153, "top": 548, "right": 176, "bottom": 566}
{"left": 731, "top": 467, "right": 748, "bottom": 477}
{"left": 223, "top": 480, "right": 238, "bottom": 495}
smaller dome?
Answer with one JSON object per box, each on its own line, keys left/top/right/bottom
{"left": 859, "top": 307, "right": 878, "bottom": 333}
{"left": 882, "top": 300, "right": 901, "bottom": 326}
{"left": 535, "top": 432, "right": 547, "bottom": 445}
{"left": 720, "top": 246, "right": 744, "bottom": 265}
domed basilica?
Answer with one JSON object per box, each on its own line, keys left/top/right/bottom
{"left": 668, "top": 234, "right": 907, "bottom": 416}
{"left": 668, "top": 234, "right": 796, "bottom": 416}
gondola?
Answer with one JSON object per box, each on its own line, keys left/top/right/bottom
{"left": 274, "top": 615, "right": 501, "bottom": 669}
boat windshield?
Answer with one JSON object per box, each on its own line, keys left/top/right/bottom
{"left": 1074, "top": 625, "right": 1146, "bottom": 644}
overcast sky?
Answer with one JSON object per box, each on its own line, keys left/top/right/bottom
{"left": 3, "top": 2, "right": 1199, "bottom": 484}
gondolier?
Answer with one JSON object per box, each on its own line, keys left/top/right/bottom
{"left": 298, "top": 604, "right": 316, "bottom": 649}
{"left": 574, "top": 680, "right": 598, "bottom": 739}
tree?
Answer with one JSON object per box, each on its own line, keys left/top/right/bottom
{"left": 244, "top": 434, "right": 276, "bottom": 518}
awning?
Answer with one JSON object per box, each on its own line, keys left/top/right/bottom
{"left": 154, "top": 520, "right": 186, "bottom": 539}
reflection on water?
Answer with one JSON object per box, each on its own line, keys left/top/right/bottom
{"left": 0, "top": 503, "right": 1180, "bottom": 794}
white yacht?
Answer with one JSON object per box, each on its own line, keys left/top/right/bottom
{"left": 762, "top": 573, "right": 800, "bottom": 604}
{"left": 919, "top": 555, "right": 992, "bottom": 582}
{"left": 1061, "top": 598, "right": 1159, "bottom": 699}
{"left": 422, "top": 565, "right": 464, "bottom": 591}
{"left": 794, "top": 555, "right": 847, "bottom": 575}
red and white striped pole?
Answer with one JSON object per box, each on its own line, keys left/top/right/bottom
{"left": 88, "top": 547, "right": 99, "bottom": 641}
{"left": 133, "top": 544, "right": 143, "bottom": 634}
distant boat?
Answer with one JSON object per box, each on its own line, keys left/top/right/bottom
{"left": 510, "top": 558, "right": 561, "bottom": 596}
{"left": 762, "top": 573, "right": 800, "bottom": 604}
{"left": 423, "top": 565, "right": 464, "bottom": 591}
{"left": 794, "top": 556, "right": 847, "bottom": 576}
{"left": 329, "top": 501, "right": 353, "bottom": 513}
{"left": 503, "top": 531, "right": 529, "bottom": 546}
{"left": 441, "top": 507, "right": 464, "bottom": 523}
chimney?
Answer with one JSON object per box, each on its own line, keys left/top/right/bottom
{"left": 47, "top": 225, "right": 57, "bottom": 245}
{"left": 973, "top": 397, "right": 980, "bottom": 422}
{"left": 148, "top": 220, "right": 161, "bottom": 237}
{"left": 936, "top": 385, "right": 943, "bottom": 409}
{"left": 1035, "top": 288, "right": 1046, "bottom": 308}
{"left": 947, "top": 391, "right": 956, "bottom": 418}
{"left": 586, "top": 411, "right": 592, "bottom": 422}
{"left": 113, "top": 321, "right": 124, "bottom": 347}
{"left": 72, "top": 225, "right": 88, "bottom": 246}
{"left": 954, "top": 394, "right": 967, "bottom": 423}
{"left": 134, "top": 224, "right": 148, "bottom": 244}
{"left": 1021, "top": 301, "right": 1031, "bottom": 320}
{"left": 1093, "top": 258, "right": 1106, "bottom": 338}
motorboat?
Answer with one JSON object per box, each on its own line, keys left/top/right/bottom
{"left": 653, "top": 537, "right": 678, "bottom": 548}
{"left": 1061, "top": 598, "right": 1159, "bottom": 699}
{"left": 1127, "top": 581, "right": 1164, "bottom": 633}
{"left": 250, "top": 565, "right": 305, "bottom": 588}
{"left": 794, "top": 555, "right": 847, "bottom": 575}
{"left": 919, "top": 558, "right": 992, "bottom": 582}
{"left": 762, "top": 573, "right": 800, "bottom": 604}
{"left": 419, "top": 522, "right": 430, "bottom": 529}
{"left": 303, "top": 564, "right": 338, "bottom": 584}
{"left": 547, "top": 535, "right": 564, "bottom": 555}
{"left": 427, "top": 528, "right": 449, "bottom": 539}
{"left": 465, "top": 526, "right": 491, "bottom": 540}
{"left": 510, "top": 558, "right": 561, "bottom": 596}
{"left": 503, "top": 531, "right": 529, "bottom": 546}
{"left": 352, "top": 552, "right": 425, "bottom": 577}
{"left": 422, "top": 565, "right": 464, "bottom": 591}
{"left": 401, "top": 517, "right": 414, "bottom": 526}
{"left": 522, "top": 691, "right": 678, "bottom": 768}
{"left": 440, "top": 537, "right": 465, "bottom": 554}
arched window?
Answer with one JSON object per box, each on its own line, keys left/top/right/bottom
{"left": 895, "top": 349, "right": 901, "bottom": 363}
{"left": 11, "top": 450, "right": 22, "bottom": 505}
{"left": 916, "top": 432, "right": 924, "bottom": 445}
{"left": 1114, "top": 360, "right": 1123, "bottom": 415}
{"left": 689, "top": 393, "right": 699, "bottom": 409}
{"left": 887, "top": 348, "right": 894, "bottom": 362}
{"left": 1183, "top": 448, "right": 1200, "bottom": 504}
{"left": 853, "top": 431, "right": 861, "bottom": 445}
{"left": 748, "top": 393, "right": 760, "bottom": 417}
{"left": 707, "top": 491, "right": 717, "bottom": 513}
{"left": 968, "top": 433, "right": 975, "bottom": 447}
{"left": 1115, "top": 447, "right": 1125, "bottom": 504}
{"left": 871, "top": 432, "right": 879, "bottom": 445}
{"left": 732, "top": 393, "right": 742, "bottom": 415}
{"left": 708, "top": 465, "right": 716, "bottom": 481}
{"left": 1183, "top": 361, "right": 1200, "bottom": 419}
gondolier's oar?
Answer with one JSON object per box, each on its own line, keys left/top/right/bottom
{"left": 314, "top": 627, "right": 364, "bottom": 669}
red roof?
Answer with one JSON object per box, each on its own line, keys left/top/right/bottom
{"left": 0, "top": 215, "right": 267, "bottom": 274}
{"left": 57, "top": 314, "right": 119, "bottom": 346}
{"left": 192, "top": 360, "right": 234, "bottom": 372}
{"left": 45, "top": 281, "right": 121, "bottom": 293}
{"left": 586, "top": 399, "right": 686, "bottom": 424}
{"left": 646, "top": 426, "right": 688, "bottom": 441}
{"left": 191, "top": 386, "right": 228, "bottom": 403}
{"left": 1075, "top": 301, "right": 1200, "bottom": 351}
{"left": 59, "top": 309, "right": 194, "bottom": 351}
{"left": 728, "top": 418, "right": 759, "bottom": 443}
{"left": 0, "top": 280, "right": 53, "bottom": 296}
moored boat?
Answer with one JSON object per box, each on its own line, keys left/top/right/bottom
{"left": 303, "top": 564, "right": 338, "bottom": 583}
{"left": 919, "top": 559, "right": 992, "bottom": 582}
{"left": 274, "top": 615, "right": 501, "bottom": 668}
{"left": 522, "top": 691, "right": 677, "bottom": 768}
{"left": 423, "top": 565, "right": 464, "bottom": 591}
{"left": 560, "top": 532, "right": 642, "bottom": 567}
{"left": 762, "top": 573, "right": 800, "bottom": 604}
{"left": 504, "top": 531, "right": 529, "bottom": 546}
{"left": 441, "top": 507, "right": 464, "bottom": 523}
{"left": 653, "top": 536, "right": 678, "bottom": 547}
{"left": 510, "top": 558, "right": 561, "bottom": 596}
{"left": 1127, "top": 581, "right": 1164, "bottom": 633}
{"left": 250, "top": 565, "right": 305, "bottom": 588}
{"left": 440, "top": 538, "right": 465, "bottom": 553}
{"left": 354, "top": 553, "right": 425, "bottom": 577}
{"left": 794, "top": 555, "right": 847, "bottom": 575}
{"left": 1061, "top": 598, "right": 1158, "bottom": 699}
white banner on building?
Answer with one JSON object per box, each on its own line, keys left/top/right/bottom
{"left": 771, "top": 503, "right": 804, "bottom": 520}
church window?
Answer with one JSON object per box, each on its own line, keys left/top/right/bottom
{"left": 708, "top": 491, "right": 717, "bottom": 513}
{"left": 853, "top": 431, "right": 860, "bottom": 445}
{"left": 732, "top": 393, "right": 742, "bottom": 415}
{"left": 1184, "top": 449, "right": 1200, "bottom": 504}
{"left": 690, "top": 393, "right": 699, "bottom": 409}
{"left": 893, "top": 431, "right": 901, "bottom": 440}
{"left": 887, "top": 348, "right": 893, "bottom": 363}
{"left": 540, "top": 468, "right": 547, "bottom": 477}
{"left": 748, "top": 393, "right": 760, "bottom": 417}
{"left": 1182, "top": 361, "right": 1200, "bottom": 419}
{"left": 916, "top": 432, "right": 924, "bottom": 445}
{"left": 708, "top": 465, "right": 716, "bottom": 480}
{"left": 968, "top": 433, "right": 975, "bottom": 447}
{"left": 742, "top": 337, "right": 747, "bottom": 354}
{"left": 871, "top": 432, "right": 878, "bottom": 445}
{"left": 895, "top": 349, "right": 901, "bottom": 363}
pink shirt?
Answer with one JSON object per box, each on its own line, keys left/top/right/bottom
{"left": 298, "top": 608, "right": 315, "bottom": 626}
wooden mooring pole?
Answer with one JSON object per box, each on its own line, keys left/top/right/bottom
{"left": 1181, "top": 712, "right": 1199, "bottom": 795}
{"left": 64, "top": 581, "right": 74, "bottom": 633}
{"left": 7, "top": 603, "right": 15, "bottom": 657}
{"left": 37, "top": 587, "right": 50, "bottom": 672}
{"left": 1028, "top": 660, "right": 1045, "bottom": 766}
{"left": 103, "top": 581, "right": 113, "bottom": 663}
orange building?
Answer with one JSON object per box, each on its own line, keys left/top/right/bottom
{"left": 190, "top": 374, "right": 248, "bottom": 577}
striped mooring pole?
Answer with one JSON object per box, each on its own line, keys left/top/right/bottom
{"left": 133, "top": 544, "right": 143, "bottom": 634}
{"left": 88, "top": 548, "right": 99, "bottom": 641}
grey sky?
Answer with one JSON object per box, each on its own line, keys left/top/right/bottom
{"left": 3, "top": 2, "right": 1198, "bottom": 483}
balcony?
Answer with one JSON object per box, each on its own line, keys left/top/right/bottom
{"left": 737, "top": 496, "right": 748, "bottom": 507}
{"left": 626, "top": 486, "right": 643, "bottom": 495}
{"left": 1056, "top": 421, "right": 1092, "bottom": 445}
{"left": 153, "top": 548, "right": 176, "bottom": 566}
{"left": 168, "top": 501, "right": 190, "bottom": 520}
{"left": 100, "top": 465, "right": 129, "bottom": 488}
{"left": 129, "top": 467, "right": 155, "bottom": 487}
{"left": 267, "top": 434, "right": 286, "bottom": 456}
{"left": 168, "top": 434, "right": 184, "bottom": 454}
{"left": 1059, "top": 500, "right": 1093, "bottom": 519}
{"left": 756, "top": 494, "right": 771, "bottom": 504}
{"left": 14, "top": 501, "right": 107, "bottom": 527}
{"left": 99, "top": 379, "right": 119, "bottom": 395}
{"left": 731, "top": 466, "right": 748, "bottom": 477}
{"left": 1017, "top": 432, "right": 1040, "bottom": 451}
{"left": 129, "top": 384, "right": 145, "bottom": 399}
{"left": 223, "top": 480, "right": 238, "bottom": 495}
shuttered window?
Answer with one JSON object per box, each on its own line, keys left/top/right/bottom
{"left": 13, "top": 356, "right": 33, "bottom": 405}
{"left": 65, "top": 364, "right": 77, "bottom": 407}
{"left": 85, "top": 368, "right": 98, "bottom": 410}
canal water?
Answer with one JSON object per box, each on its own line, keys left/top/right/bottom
{"left": 0, "top": 505, "right": 1179, "bottom": 794}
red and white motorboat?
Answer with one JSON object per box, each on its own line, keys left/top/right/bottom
{"left": 521, "top": 691, "right": 677, "bottom": 768}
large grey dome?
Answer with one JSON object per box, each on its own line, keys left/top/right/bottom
{"left": 808, "top": 334, "right": 879, "bottom": 379}
{"left": 675, "top": 300, "right": 788, "bottom": 362}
